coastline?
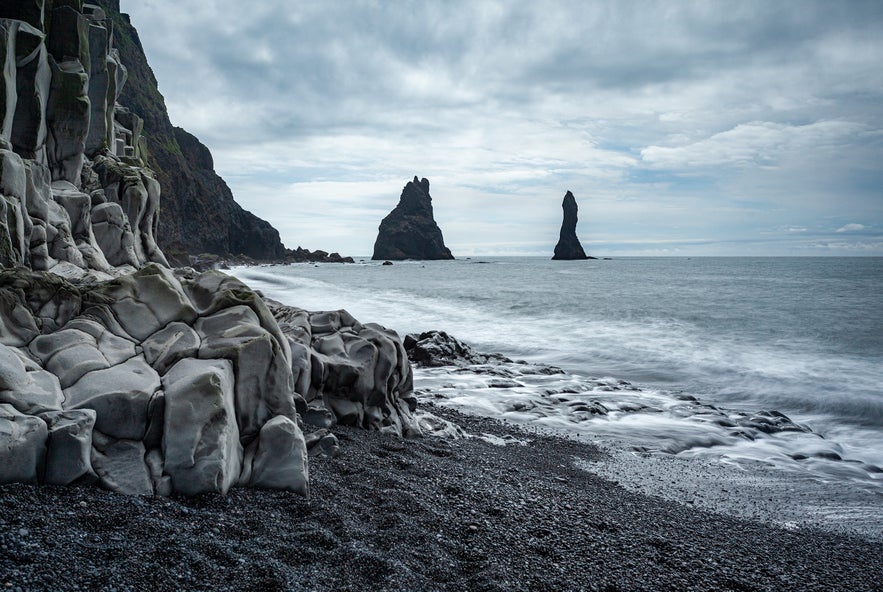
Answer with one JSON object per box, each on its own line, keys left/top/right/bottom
{"left": 2, "top": 404, "right": 880, "bottom": 592}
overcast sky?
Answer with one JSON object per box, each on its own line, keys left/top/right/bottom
{"left": 121, "top": 1, "right": 883, "bottom": 256}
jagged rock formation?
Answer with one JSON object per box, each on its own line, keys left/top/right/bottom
{"left": 0, "top": 2, "right": 418, "bottom": 497}
{"left": 552, "top": 191, "right": 593, "bottom": 260}
{"left": 0, "top": 266, "right": 418, "bottom": 496}
{"left": 0, "top": 1, "right": 168, "bottom": 278}
{"left": 372, "top": 176, "right": 454, "bottom": 261}
{"left": 90, "top": 0, "right": 289, "bottom": 262}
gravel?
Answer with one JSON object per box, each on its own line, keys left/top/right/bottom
{"left": 1, "top": 405, "right": 880, "bottom": 591}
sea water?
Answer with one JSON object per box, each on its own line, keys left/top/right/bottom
{"left": 233, "top": 257, "right": 883, "bottom": 535}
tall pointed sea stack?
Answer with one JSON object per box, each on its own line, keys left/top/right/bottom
{"left": 372, "top": 177, "right": 454, "bottom": 260}
{"left": 552, "top": 191, "right": 592, "bottom": 260}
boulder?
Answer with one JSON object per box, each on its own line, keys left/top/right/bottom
{"left": 63, "top": 355, "right": 160, "bottom": 440}
{"left": 552, "top": 191, "right": 592, "bottom": 260}
{"left": 372, "top": 176, "right": 454, "bottom": 261}
{"left": 245, "top": 415, "right": 309, "bottom": 496}
{"left": 162, "top": 358, "right": 242, "bottom": 496}
{"left": 0, "top": 403, "right": 47, "bottom": 484}
{"left": 41, "top": 408, "right": 97, "bottom": 485}
{"left": 91, "top": 432, "right": 153, "bottom": 495}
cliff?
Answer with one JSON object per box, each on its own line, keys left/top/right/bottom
{"left": 92, "top": 0, "right": 288, "bottom": 263}
{"left": 372, "top": 176, "right": 454, "bottom": 261}
{"left": 0, "top": 2, "right": 416, "bottom": 498}
{"left": 552, "top": 191, "right": 593, "bottom": 260}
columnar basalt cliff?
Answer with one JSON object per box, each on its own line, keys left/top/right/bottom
{"left": 90, "top": 0, "right": 288, "bottom": 263}
{"left": 372, "top": 176, "right": 454, "bottom": 261}
{"left": 0, "top": 2, "right": 417, "bottom": 497}
{"left": 552, "top": 191, "right": 593, "bottom": 260}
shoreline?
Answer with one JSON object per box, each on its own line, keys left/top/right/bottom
{"left": 2, "top": 404, "right": 880, "bottom": 591}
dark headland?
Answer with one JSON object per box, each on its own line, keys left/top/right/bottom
{"left": 372, "top": 177, "right": 455, "bottom": 261}
{"left": 553, "top": 191, "right": 595, "bottom": 260}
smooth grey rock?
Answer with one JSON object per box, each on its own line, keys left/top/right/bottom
{"left": 0, "top": 369, "right": 64, "bottom": 415}
{"left": 41, "top": 408, "right": 97, "bottom": 485}
{"left": 64, "top": 355, "right": 160, "bottom": 440}
{"left": 248, "top": 415, "right": 309, "bottom": 496}
{"left": 0, "top": 403, "right": 47, "bottom": 484}
{"left": 89, "top": 264, "right": 197, "bottom": 341}
{"left": 141, "top": 321, "right": 199, "bottom": 375}
{"left": 46, "top": 56, "right": 89, "bottom": 184}
{"left": 0, "top": 342, "right": 29, "bottom": 391}
{"left": 162, "top": 358, "right": 241, "bottom": 496}
{"left": 90, "top": 201, "right": 139, "bottom": 267}
{"left": 29, "top": 328, "right": 108, "bottom": 389}
{"left": 307, "top": 310, "right": 419, "bottom": 436}
{"left": 91, "top": 434, "right": 153, "bottom": 495}
{"left": 195, "top": 304, "right": 297, "bottom": 440}
{"left": 64, "top": 317, "right": 136, "bottom": 366}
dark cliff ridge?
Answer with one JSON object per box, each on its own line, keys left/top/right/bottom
{"left": 372, "top": 177, "right": 454, "bottom": 261}
{"left": 552, "top": 191, "right": 594, "bottom": 260}
{"left": 94, "top": 1, "right": 345, "bottom": 264}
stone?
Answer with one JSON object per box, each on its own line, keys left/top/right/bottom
{"left": 305, "top": 309, "right": 419, "bottom": 436}
{"left": 162, "top": 358, "right": 242, "bottom": 496}
{"left": 91, "top": 433, "right": 153, "bottom": 495}
{"left": 0, "top": 403, "right": 47, "bottom": 484}
{"left": 552, "top": 191, "right": 592, "bottom": 260}
{"left": 63, "top": 355, "right": 160, "bottom": 440}
{"left": 0, "top": 369, "right": 64, "bottom": 415}
{"left": 372, "top": 176, "right": 454, "bottom": 261}
{"left": 140, "top": 321, "right": 200, "bottom": 375}
{"left": 29, "top": 328, "right": 108, "bottom": 389}
{"left": 88, "top": 264, "right": 196, "bottom": 341}
{"left": 0, "top": 342, "right": 30, "bottom": 391}
{"left": 247, "top": 415, "right": 309, "bottom": 496}
{"left": 41, "top": 408, "right": 97, "bottom": 485}
{"left": 195, "top": 303, "right": 297, "bottom": 440}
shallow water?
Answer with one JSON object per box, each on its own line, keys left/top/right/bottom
{"left": 232, "top": 257, "right": 883, "bottom": 534}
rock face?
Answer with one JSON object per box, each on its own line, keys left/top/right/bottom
{"left": 0, "top": 266, "right": 419, "bottom": 496}
{"left": 0, "top": 2, "right": 420, "bottom": 498}
{"left": 552, "top": 191, "right": 592, "bottom": 260}
{"left": 372, "top": 177, "right": 454, "bottom": 261}
{"left": 0, "top": 2, "right": 168, "bottom": 278}
{"left": 90, "top": 1, "right": 289, "bottom": 262}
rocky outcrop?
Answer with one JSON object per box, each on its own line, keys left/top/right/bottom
{"left": 372, "top": 177, "right": 454, "bottom": 261}
{"left": 89, "top": 1, "right": 291, "bottom": 262}
{"left": 0, "top": 2, "right": 167, "bottom": 279}
{"left": 552, "top": 191, "right": 593, "bottom": 260}
{"left": 0, "top": 266, "right": 418, "bottom": 496}
{"left": 0, "top": 2, "right": 419, "bottom": 498}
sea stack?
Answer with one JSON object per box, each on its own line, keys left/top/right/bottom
{"left": 372, "top": 177, "right": 454, "bottom": 260}
{"left": 552, "top": 191, "right": 592, "bottom": 260}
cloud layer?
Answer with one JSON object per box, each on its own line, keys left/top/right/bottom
{"left": 122, "top": 0, "right": 883, "bottom": 256}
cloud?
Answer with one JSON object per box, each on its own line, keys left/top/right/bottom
{"left": 836, "top": 223, "right": 868, "bottom": 233}
{"left": 640, "top": 120, "right": 864, "bottom": 170}
{"left": 120, "top": 0, "right": 883, "bottom": 256}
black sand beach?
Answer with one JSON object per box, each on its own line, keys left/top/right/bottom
{"left": 1, "top": 405, "right": 880, "bottom": 592}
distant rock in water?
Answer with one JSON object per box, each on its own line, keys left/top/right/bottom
{"left": 552, "top": 191, "right": 593, "bottom": 260}
{"left": 372, "top": 177, "right": 454, "bottom": 261}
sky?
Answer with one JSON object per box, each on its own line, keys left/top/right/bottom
{"left": 120, "top": 1, "right": 883, "bottom": 257}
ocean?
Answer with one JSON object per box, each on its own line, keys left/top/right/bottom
{"left": 233, "top": 257, "right": 883, "bottom": 536}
